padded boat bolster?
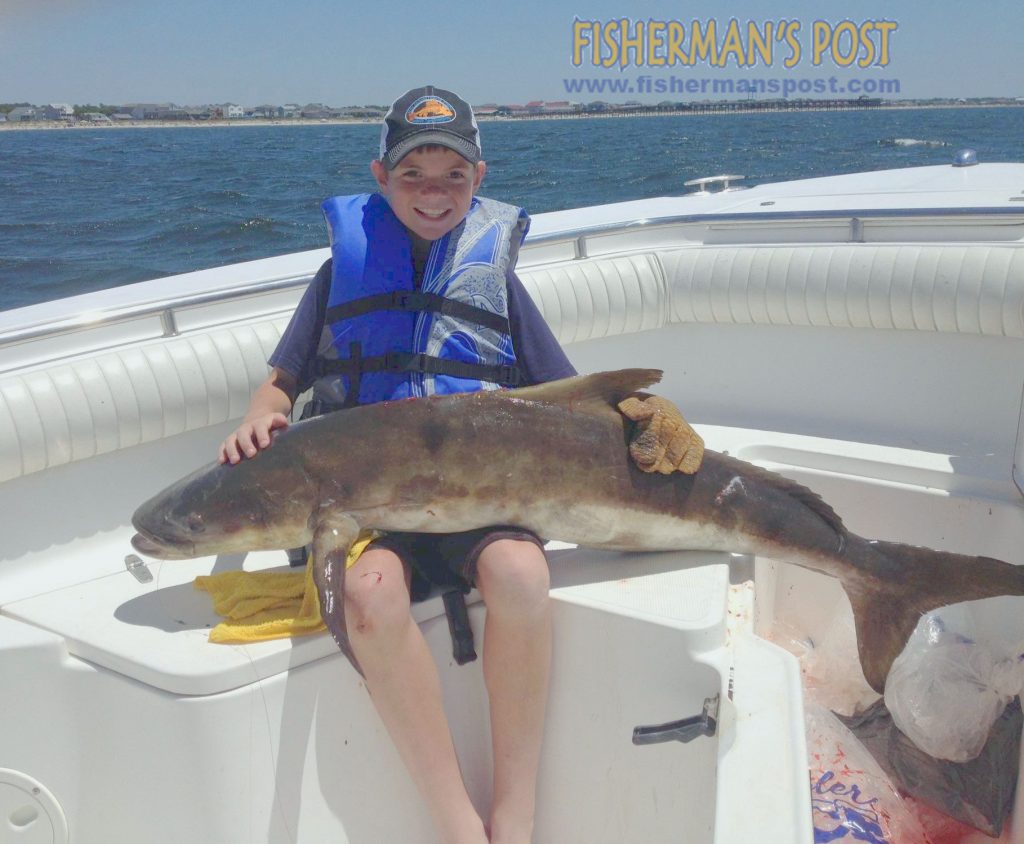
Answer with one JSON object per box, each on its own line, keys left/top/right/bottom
{"left": 519, "top": 243, "right": 1024, "bottom": 344}
{"left": 519, "top": 253, "right": 668, "bottom": 344}
{"left": 2, "top": 241, "right": 1023, "bottom": 482}
{"left": 0, "top": 322, "right": 285, "bottom": 483}
{"left": 661, "top": 244, "right": 1024, "bottom": 336}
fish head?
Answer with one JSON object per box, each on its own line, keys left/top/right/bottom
{"left": 131, "top": 457, "right": 318, "bottom": 560}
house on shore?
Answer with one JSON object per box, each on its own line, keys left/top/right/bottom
{"left": 252, "top": 105, "right": 284, "bottom": 119}
{"left": 44, "top": 104, "right": 74, "bottom": 120}
{"left": 300, "top": 103, "right": 338, "bottom": 119}
{"left": 6, "top": 106, "right": 37, "bottom": 122}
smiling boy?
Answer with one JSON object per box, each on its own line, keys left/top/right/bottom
{"left": 219, "top": 85, "right": 702, "bottom": 843}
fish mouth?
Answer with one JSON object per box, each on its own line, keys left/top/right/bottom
{"left": 130, "top": 530, "right": 194, "bottom": 560}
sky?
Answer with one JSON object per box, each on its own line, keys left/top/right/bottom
{"left": 1, "top": 0, "right": 1022, "bottom": 107}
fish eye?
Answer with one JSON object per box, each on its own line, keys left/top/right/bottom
{"left": 186, "top": 513, "right": 205, "bottom": 533}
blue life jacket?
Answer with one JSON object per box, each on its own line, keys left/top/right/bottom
{"left": 309, "top": 192, "right": 529, "bottom": 410}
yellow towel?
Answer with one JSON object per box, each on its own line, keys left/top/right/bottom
{"left": 194, "top": 531, "right": 381, "bottom": 643}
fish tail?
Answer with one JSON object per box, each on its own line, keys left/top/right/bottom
{"left": 839, "top": 539, "right": 1024, "bottom": 693}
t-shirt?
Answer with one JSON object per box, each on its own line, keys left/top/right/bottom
{"left": 270, "top": 258, "right": 578, "bottom": 394}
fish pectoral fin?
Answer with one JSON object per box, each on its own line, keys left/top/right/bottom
{"left": 310, "top": 514, "right": 362, "bottom": 671}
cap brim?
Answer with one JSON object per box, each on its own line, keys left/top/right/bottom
{"left": 383, "top": 130, "right": 481, "bottom": 169}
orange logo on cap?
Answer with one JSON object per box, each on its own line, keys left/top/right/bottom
{"left": 405, "top": 96, "right": 456, "bottom": 124}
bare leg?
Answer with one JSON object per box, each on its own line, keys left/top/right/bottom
{"left": 346, "top": 547, "right": 488, "bottom": 844}
{"left": 475, "top": 540, "right": 553, "bottom": 844}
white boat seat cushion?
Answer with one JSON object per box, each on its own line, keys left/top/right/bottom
{"left": 0, "top": 323, "right": 284, "bottom": 482}
{"left": 520, "top": 243, "right": 1024, "bottom": 344}
{"left": 661, "top": 243, "right": 1024, "bottom": 336}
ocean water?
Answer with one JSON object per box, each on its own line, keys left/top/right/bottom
{"left": 2, "top": 107, "right": 1022, "bottom": 312}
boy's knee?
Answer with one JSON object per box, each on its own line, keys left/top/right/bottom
{"left": 344, "top": 551, "right": 411, "bottom": 638}
{"left": 476, "top": 539, "right": 550, "bottom": 613}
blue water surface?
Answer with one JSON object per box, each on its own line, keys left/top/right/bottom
{"left": 1, "top": 107, "right": 1022, "bottom": 311}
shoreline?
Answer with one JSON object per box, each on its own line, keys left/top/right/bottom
{"left": 1, "top": 103, "right": 1019, "bottom": 132}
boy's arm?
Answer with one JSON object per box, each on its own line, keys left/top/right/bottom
{"left": 218, "top": 259, "right": 330, "bottom": 464}
{"left": 218, "top": 367, "right": 298, "bottom": 464}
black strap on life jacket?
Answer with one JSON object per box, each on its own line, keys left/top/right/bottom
{"left": 324, "top": 290, "right": 511, "bottom": 334}
{"left": 311, "top": 349, "right": 522, "bottom": 394}
{"left": 317, "top": 289, "right": 521, "bottom": 408}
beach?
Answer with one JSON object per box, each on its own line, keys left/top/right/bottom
{"left": 1, "top": 102, "right": 1018, "bottom": 132}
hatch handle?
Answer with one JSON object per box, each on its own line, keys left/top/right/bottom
{"left": 632, "top": 694, "right": 719, "bottom": 745}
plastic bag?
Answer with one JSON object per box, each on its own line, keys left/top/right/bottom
{"left": 884, "top": 610, "right": 1024, "bottom": 762}
{"left": 839, "top": 698, "right": 1022, "bottom": 839}
{"left": 805, "top": 702, "right": 932, "bottom": 844}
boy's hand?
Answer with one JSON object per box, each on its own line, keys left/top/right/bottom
{"left": 617, "top": 394, "right": 704, "bottom": 475}
{"left": 218, "top": 413, "right": 290, "bottom": 465}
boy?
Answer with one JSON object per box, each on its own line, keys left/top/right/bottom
{"left": 219, "top": 85, "right": 702, "bottom": 844}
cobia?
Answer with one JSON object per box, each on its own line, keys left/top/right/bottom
{"left": 132, "top": 369, "right": 1024, "bottom": 691}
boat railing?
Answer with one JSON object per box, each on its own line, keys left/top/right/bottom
{"left": 0, "top": 273, "right": 312, "bottom": 349}
{"left": 526, "top": 206, "right": 1024, "bottom": 259}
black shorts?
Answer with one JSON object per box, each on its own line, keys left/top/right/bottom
{"left": 371, "top": 527, "right": 545, "bottom": 601}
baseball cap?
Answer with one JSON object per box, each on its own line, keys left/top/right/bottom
{"left": 379, "top": 85, "right": 482, "bottom": 169}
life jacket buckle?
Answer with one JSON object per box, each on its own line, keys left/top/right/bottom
{"left": 381, "top": 351, "right": 402, "bottom": 372}
{"left": 498, "top": 365, "right": 521, "bottom": 385}
{"left": 391, "top": 290, "right": 426, "bottom": 311}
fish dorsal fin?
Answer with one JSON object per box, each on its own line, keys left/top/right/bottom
{"left": 510, "top": 369, "right": 663, "bottom": 409}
